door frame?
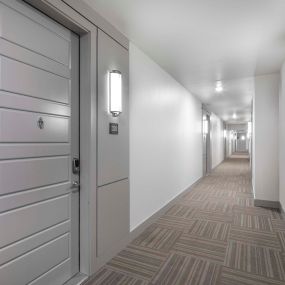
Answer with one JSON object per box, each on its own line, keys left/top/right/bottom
{"left": 19, "top": 0, "right": 128, "bottom": 281}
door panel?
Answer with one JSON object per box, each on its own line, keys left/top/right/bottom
{"left": 0, "top": 182, "right": 70, "bottom": 213}
{"left": 0, "top": 2, "right": 70, "bottom": 66}
{"left": 0, "top": 91, "right": 70, "bottom": 117}
{"left": 0, "top": 56, "right": 70, "bottom": 103}
{"left": 0, "top": 220, "right": 70, "bottom": 266}
{"left": 0, "top": 1, "right": 79, "bottom": 284}
{"left": 0, "top": 109, "right": 69, "bottom": 143}
{"left": 0, "top": 157, "right": 69, "bottom": 194}
{"left": 0, "top": 234, "right": 70, "bottom": 285}
{"left": 0, "top": 143, "right": 70, "bottom": 160}
{"left": 0, "top": 38, "right": 70, "bottom": 78}
{"left": 0, "top": 196, "right": 69, "bottom": 248}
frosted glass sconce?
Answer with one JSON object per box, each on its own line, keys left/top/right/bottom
{"left": 109, "top": 70, "right": 122, "bottom": 117}
{"left": 203, "top": 119, "right": 209, "bottom": 134}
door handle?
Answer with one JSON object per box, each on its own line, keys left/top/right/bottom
{"left": 72, "top": 158, "right": 80, "bottom": 174}
{"left": 72, "top": 181, "right": 80, "bottom": 187}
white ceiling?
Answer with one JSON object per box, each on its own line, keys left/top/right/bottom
{"left": 83, "top": 0, "right": 285, "bottom": 122}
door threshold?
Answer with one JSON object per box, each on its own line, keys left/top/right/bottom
{"left": 64, "top": 273, "right": 88, "bottom": 285}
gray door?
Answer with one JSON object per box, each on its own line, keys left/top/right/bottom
{"left": 0, "top": 1, "right": 79, "bottom": 284}
{"left": 202, "top": 113, "right": 211, "bottom": 176}
{"left": 236, "top": 132, "right": 247, "bottom": 152}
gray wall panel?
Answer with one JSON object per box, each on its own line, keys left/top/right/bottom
{"left": 97, "top": 30, "right": 129, "bottom": 186}
{"left": 97, "top": 179, "right": 129, "bottom": 257}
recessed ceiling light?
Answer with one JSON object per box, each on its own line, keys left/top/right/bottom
{"left": 233, "top": 113, "right": 237, "bottom": 119}
{"left": 215, "top": 81, "right": 223, "bottom": 93}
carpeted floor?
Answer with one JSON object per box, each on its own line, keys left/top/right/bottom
{"left": 87, "top": 157, "right": 285, "bottom": 285}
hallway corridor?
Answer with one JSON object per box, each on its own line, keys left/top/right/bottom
{"left": 89, "top": 157, "right": 285, "bottom": 285}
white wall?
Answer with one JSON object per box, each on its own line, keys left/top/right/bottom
{"left": 253, "top": 74, "right": 279, "bottom": 202}
{"left": 129, "top": 43, "right": 202, "bottom": 231}
{"left": 211, "top": 113, "right": 225, "bottom": 168}
{"left": 279, "top": 64, "right": 285, "bottom": 209}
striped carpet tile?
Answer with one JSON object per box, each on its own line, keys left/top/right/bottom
{"left": 183, "top": 191, "right": 211, "bottom": 202}
{"left": 224, "top": 241, "right": 285, "bottom": 280}
{"left": 220, "top": 267, "right": 285, "bottom": 285}
{"left": 186, "top": 183, "right": 214, "bottom": 193}
{"left": 235, "top": 193, "right": 254, "bottom": 199}
{"left": 277, "top": 231, "right": 285, "bottom": 251}
{"left": 208, "top": 190, "right": 236, "bottom": 199}
{"left": 234, "top": 197, "right": 254, "bottom": 207}
{"left": 270, "top": 209, "right": 285, "bottom": 220}
{"left": 165, "top": 204, "right": 197, "bottom": 219}
{"left": 234, "top": 213, "right": 273, "bottom": 232}
{"left": 156, "top": 215, "right": 196, "bottom": 230}
{"left": 151, "top": 253, "right": 221, "bottom": 285}
{"left": 177, "top": 199, "right": 205, "bottom": 208}
{"left": 272, "top": 219, "right": 285, "bottom": 231}
{"left": 106, "top": 245, "right": 168, "bottom": 281}
{"left": 229, "top": 226, "right": 281, "bottom": 249}
{"left": 186, "top": 219, "right": 230, "bottom": 242}
{"left": 173, "top": 234, "right": 227, "bottom": 263}
{"left": 233, "top": 205, "right": 273, "bottom": 216}
{"left": 131, "top": 224, "right": 182, "bottom": 252}
{"left": 201, "top": 200, "right": 233, "bottom": 213}
{"left": 236, "top": 185, "right": 252, "bottom": 193}
{"left": 194, "top": 210, "right": 234, "bottom": 223}
{"left": 88, "top": 268, "right": 149, "bottom": 285}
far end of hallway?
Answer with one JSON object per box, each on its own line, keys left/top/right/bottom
{"left": 86, "top": 156, "right": 285, "bottom": 285}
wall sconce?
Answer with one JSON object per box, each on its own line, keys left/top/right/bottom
{"left": 215, "top": 81, "right": 223, "bottom": 93}
{"left": 247, "top": 122, "right": 252, "bottom": 139}
{"left": 109, "top": 70, "right": 122, "bottom": 117}
{"left": 247, "top": 121, "right": 252, "bottom": 133}
{"left": 224, "top": 130, "right": 227, "bottom": 138}
{"left": 203, "top": 119, "right": 209, "bottom": 135}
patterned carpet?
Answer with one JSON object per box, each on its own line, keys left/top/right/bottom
{"left": 87, "top": 156, "right": 285, "bottom": 285}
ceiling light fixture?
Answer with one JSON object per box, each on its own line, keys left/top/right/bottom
{"left": 232, "top": 113, "right": 237, "bottom": 119}
{"left": 215, "top": 81, "right": 223, "bottom": 93}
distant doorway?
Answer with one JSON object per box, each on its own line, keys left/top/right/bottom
{"left": 236, "top": 132, "right": 248, "bottom": 153}
{"left": 202, "top": 111, "right": 211, "bottom": 176}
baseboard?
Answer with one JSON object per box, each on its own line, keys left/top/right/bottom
{"left": 129, "top": 176, "right": 203, "bottom": 241}
{"left": 254, "top": 199, "right": 281, "bottom": 209}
